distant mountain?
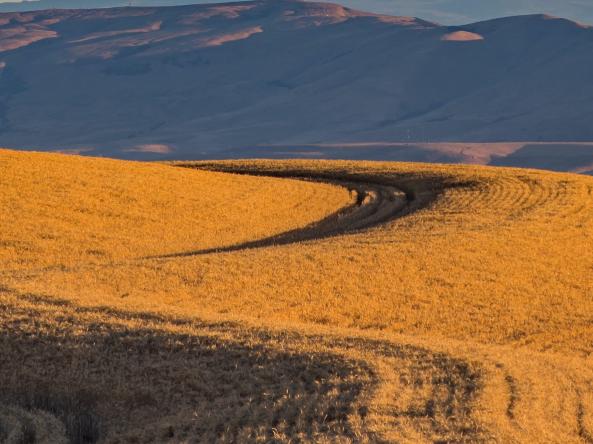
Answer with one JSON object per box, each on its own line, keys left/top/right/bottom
{"left": 337, "top": 0, "right": 593, "bottom": 27}
{"left": 1, "top": 0, "right": 593, "bottom": 168}
{"left": 0, "top": 0, "right": 200, "bottom": 13}
{"left": 1, "top": 0, "right": 592, "bottom": 26}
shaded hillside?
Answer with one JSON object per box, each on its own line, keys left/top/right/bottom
{"left": 0, "top": 0, "right": 592, "bottom": 165}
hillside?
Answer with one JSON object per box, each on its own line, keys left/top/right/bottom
{"left": 2, "top": 149, "right": 593, "bottom": 442}
{"left": 1, "top": 1, "right": 593, "bottom": 168}
{"left": 0, "top": 148, "right": 350, "bottom": 270}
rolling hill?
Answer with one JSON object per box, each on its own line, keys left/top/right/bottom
{"left": 2, "top": 148, "right": 593, "bottom": 442}
{"left": 1, "top": 0, "right": 593, "bottom": 171}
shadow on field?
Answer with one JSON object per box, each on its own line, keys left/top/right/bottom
{"left": 150, "top": 178, "right": 409, "bottom": 259}
{"left": 0, "top": 292, "right": 372, "bottom": 443}
{"left": 0, "top": 290, "right": 485, "bottom": 443}
{"left": 154, "top": 165, "right": 475, "bottom": 259}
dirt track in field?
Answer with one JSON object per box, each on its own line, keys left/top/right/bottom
{"left": 153, "top": 170, "right": 432, "bottom": 258}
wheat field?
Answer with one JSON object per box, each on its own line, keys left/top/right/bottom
{"left": 1, "top": 148, "right": 593, "bottom": 443}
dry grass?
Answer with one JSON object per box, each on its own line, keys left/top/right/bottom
{"left": 0, "top": 149, "right": 351, "bottom": 270}
{"left": 2, "top": 149, "right": 593, "bottom": 443}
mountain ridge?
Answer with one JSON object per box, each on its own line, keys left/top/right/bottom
{"left": 1, "top": 0, "right": 592, "bottom": 26}
{"left": 1, "top": 0, "right": 593, "bottom": 171}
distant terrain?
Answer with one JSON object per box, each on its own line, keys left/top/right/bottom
{"left": 1, "top": 0, "right": 592, "bottom": 26}
{"left": 0, "top": 1, "right": 593, "bottom": 172}
{"left": 214, "top": 141, "right": 593, "bottom": 174}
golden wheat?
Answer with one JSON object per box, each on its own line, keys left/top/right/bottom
{"left": 2, "top": 149, "right": 593, "bottom": 443}
{"left": 0, "top": 149, "right": 351, "bottom": 270}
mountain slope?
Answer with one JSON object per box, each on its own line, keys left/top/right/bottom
{"left": 0, "top": 0, "right": 592, "bottom": 162}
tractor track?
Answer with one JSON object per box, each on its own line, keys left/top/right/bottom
{"left": 1, "top": 169, "right": 436, "bottom": 276}
{"left": 151, "top": 176, "right": 413, "bottom": 258}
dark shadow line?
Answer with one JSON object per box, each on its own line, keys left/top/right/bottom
{"left": 146, "top": 171, "right": 434, "bottom": 259}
